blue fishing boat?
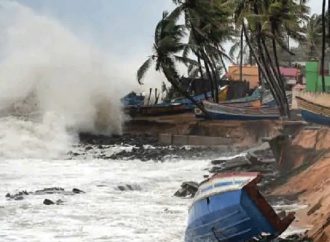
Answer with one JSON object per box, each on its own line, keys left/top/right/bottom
{"left": 195, "top": 101, "right": 280, "bottom": 120}
{"left": 121, "top": 92, "right": 145, "bottom": 107}
{"left": 185, "top": 172, "right": 294, "bottom": 242}
{"left": 171, "top": 86, "right": 228, "bottom": 109}
{"left": 296, "top": 95, "right": 330, "bottom": 126}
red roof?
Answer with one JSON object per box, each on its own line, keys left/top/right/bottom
{"left": 280, "top": 67, "right": 300, "bottom": 77}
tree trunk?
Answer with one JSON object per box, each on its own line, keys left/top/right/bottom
{"left": 243, "top": 23, "right": 284, "bottom": 116}
{"left": 258, "top": 36, "right": 285, "bottom": 115}
{"left": 240, "top": 27, "right": 244, "bottom": 82}
{"left": 321, "top": 0, "right": 326, "bottom": 92}
{"left": 162, "top": 65, "right": 209, "bottom": 116}
{"left": 260, "top": 40, "right": 286, "bottom": 116}
{"left": 197, "top": 55, "right": 204, "bottom": 78}
{"left": 271, "top": 38, "right": 290, "bottom": 117}
{"left": 200, "top": 50, "right": 217, "bottom": 102}
{"left": 218, "top": 48, "right": 228, "bottom": 73}
{"left": 203, "top": 51, "right": 219, "bottom": 103}
{"left": 328, "top": 0, "right": 330, "bottom": 47}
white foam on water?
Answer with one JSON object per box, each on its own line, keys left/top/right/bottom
{"left": 0, "top": 1, "right": 126, "bottom": 159}
{"left": 0, "top": 158, "right": 209, "bottom": 242}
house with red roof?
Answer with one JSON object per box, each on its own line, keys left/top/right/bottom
{"left": 279, "top": 67, "right": 302, "bottom": 87}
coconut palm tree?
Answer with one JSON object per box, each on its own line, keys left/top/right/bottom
{"left": 170, "top": 0, "right": 234, "bottom": 102}
{"left": 232, "top": 0, "right": 309, "bottom": 117}
{"left": 137, "top": 12, "right": 207, "bottom": 112}
{"left": 304, "top": 14, "right": 322, "bottom": 59}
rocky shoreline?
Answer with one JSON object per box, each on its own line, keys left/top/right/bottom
{"left": 74, "top": 133, "right": 237, "bottom": 161}
{"left": 4, "top": 126, "right": 328, "bottom": 242}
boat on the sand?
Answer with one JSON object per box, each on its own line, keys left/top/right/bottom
{"left": 195, "top": 101, "right": 280, "bottom": 120}
{"left": 124, "top": 103, "right": 189, "bottom": 117}
{"left": 185, "top": 172, "right": 295, "bottom": 242}
{"left": 296, "top": 93, "right": 330, "bottom": 126}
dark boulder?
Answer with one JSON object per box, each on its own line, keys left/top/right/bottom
{"left": 174, "top": 181, "right": 199, "bottom": 198}
{"left": 34, "top": 187, "right": 65, "bottom": 195}
{"left": 43, "top": 199, "right": 55, "bottom": 205}
{"left": 72, "top": 188, "right": 85, "bottom": 194}
{"left": 5, "top": 191, "right": 29, "bottom": 200}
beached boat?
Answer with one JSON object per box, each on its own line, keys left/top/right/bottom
{"left": 296, "top": 93, "right": 330, "bottom": 126}
{"left": 185, "top": 172, "right": 294, "bottom": 242}
{"left": 121, "top": 92, "right": 145, "bottom": 107}
{"left": 124, "top": 103, "right": 189, "bottom": 117}
{"left": 195, "top": 101, "right": 280, "bottom": 120}
{"left": 171, "top": 86, "right": 228, "bottom": 109}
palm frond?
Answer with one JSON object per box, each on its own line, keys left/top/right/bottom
{"left": 137, "top": 57, "right": 153, "bottom": 84}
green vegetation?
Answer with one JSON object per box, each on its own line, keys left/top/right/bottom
{"left": 137, "top": 0, "right": 329, "bottom": 117}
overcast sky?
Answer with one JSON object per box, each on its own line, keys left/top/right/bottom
{"left": 14, "top": 0, "right": 324, "bottom": 87}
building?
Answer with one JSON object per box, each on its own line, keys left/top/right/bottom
{"left": 305, "top": 61, "right": 330, "bottom": 92}
{"left": 279, "top": 67, "right": 302, "bottom": 88}
{"left": 227, "top": 65, "right": 260, "bottom": 89}
{"left": 227, "top": 65, "right": 301, "bottom": 90}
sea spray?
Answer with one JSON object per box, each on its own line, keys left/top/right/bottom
{"left": 0, "top": 2, "right": 126, "bottom": 158}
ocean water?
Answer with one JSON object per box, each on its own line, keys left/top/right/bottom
{"left": 0, "top": 152, "right": 210, "bottom": 242}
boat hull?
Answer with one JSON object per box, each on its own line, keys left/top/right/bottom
{"left": 301, "top": 110, "right": 330, "bottom": 126}
{"left": 185, "top": 173, "right": 294, "bottom": 242}
{"left": 196, "top": 101, "right": 280, "bottom": 120}
{"left": 125, "top": 104, "right": 188, "bottom": 117}
{"left": 205, "top": 110, "right": 279, "bottom": 121}
{"left": 186, "top": 190, "right": 275, "bottom": 242}
{"left": 296, "top": 95, "right": 330, "bottom": 126}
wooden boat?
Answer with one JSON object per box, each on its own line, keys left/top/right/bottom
{"left": 171, "top": 86, "right": 228, "bottom": 109}
{"left": 121, "top": 92, "right": 145, "bottom": 106}
{"left": 296, "top": 93, "right": 330, "bottom": 126}
{"left": 124, "top": 103, "right": 189, "bottom": 117}
{"left": 185, "top": 172, "right": 294, "bottom": 242}
{"left": 195, "top": 101, "right": 280, "bottom": 120}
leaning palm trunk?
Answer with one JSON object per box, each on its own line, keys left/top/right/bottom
{"left": 202, "top": 50, "right": 219, "bottom": 103}
{"left": 161, "top": 64, "right": 209, "bottom": 116}
{"left": 261, "top": 41, "right": 288, "bottom": 116}
{"left": 242, "top": 23, "right": 287, "bottom": 117}
{"left": 257, "top": 35, "right": 285, "bottom": 115}
{"left": 196, "top": 50, "right": 215, "bottom": 101}
{"left": 328, "top": 0, "right": 330, "bottom": 47}
{"left": 321, "top": 0, "right": 326, "bottom": 92}
{"left": 217, "top": 45, "right": 228, "bottom": 73}
{"left": 271, "top": 36, "right": 290, "bottom": 117}
{"left": 240, "top": 27, "right": 244, "bottom": 82}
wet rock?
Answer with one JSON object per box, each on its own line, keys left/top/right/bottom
{"left": 72, "top": 188, "right": 85, "bottom": 194}
{"left": 56, "top": 199, "right": 64, "bottom": 205}
{"left": 34, "top": 187, "right": 65, "bottom": 195}
{"left": 5, "top": 191, "right": 29, "bottom": 200}
{"left": 117, "top": 184, "right": 142, "bottom": 191}
{"left": 14, "top": 196, "right": 24, "bottom": 201}
{"left": 6, "top": 187, "right": 85, "bottom": 203}
{"left": 210, "top": 154, "right": 252, "bottom": 173}
{"left": 174, "top": 181, "right": 199, "bottom": 198}
{"left": 43, "top": 199, "right": 55, "bottom": 205}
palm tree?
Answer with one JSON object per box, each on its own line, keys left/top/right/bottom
{"left": 170, "top": 0, "right": 234, "bottom": 102}
{"left": 137, "top": 12, "right": 207, "bottom": 112}
{"left": 304, "top": 14, "right": 322, "bottom": 59}
{"left": 232, "top": 0, "right": 309, "bottom": 117}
